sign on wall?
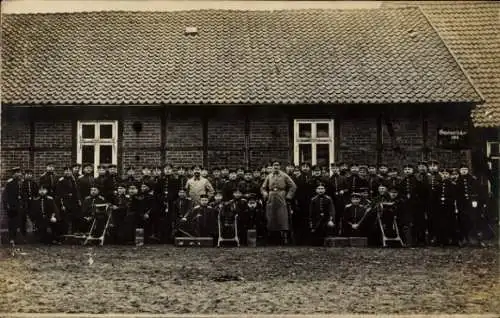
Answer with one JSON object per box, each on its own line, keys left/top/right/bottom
{"left": 437, "top": 127, "right": 469, "bottom": 149}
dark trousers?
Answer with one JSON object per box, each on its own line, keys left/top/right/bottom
{"left": 456, "top": 200, "right": 478, "bottom": 242}
{"left": 35, "top": 220, "right": 58, "bottom": 244}
{"left": 407, "top": 200, "right": 425, "bottom": 245}
{"left": 7, "top": 209, "right": 27, "bottom": 242}
{"left": 292, "top": 210, "right": 309, "bottom": 245}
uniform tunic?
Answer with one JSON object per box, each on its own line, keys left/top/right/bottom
{"left": 260, "top": 171, "right": 297, "bottom": 232}
{"left": 185, "top": 176, "right": 215, "bottom": 206}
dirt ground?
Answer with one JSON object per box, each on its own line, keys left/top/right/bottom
{"left": 0, "top": 245, "right": 498, "bottom": 314}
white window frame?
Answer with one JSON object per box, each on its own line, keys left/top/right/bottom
{"left": 293, "top": 119, "right": 335, "bottom": 166}
{"left": 77, "top": 121, "right": 118, "bottom": 177}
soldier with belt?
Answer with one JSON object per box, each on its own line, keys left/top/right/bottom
{"left": 2, "top": 167, "right": 26, "bottom": 244}
{"left": 21, "top": 169, "right": 39, "bottom": 235}
{"left": 78, "top": 163, "right": 95, "bottom": 199}
{"left": 309, "top": 183, "right": 335, "bottom": 245}
{"left": 436, "top": 169, "right": 456, "bottom": 246}
{"left": 427, "top": 160, "right": 443, "bottom": 245}
{"left": 455, "top": 164, "right": 481, "bottom": 246}
{"left": 399, "top": 164, "right": 420, "bottom": 246}
{"left": 295, "top": 162, "right": 316, "bottom": 245}
{"left": 39, "top": 163, "right": 57, "bottom": 196}
{"left": 55, "top": 166, "right": 82, "bottom": 236}
{"left": 29, "top": 184, "right": 60, "bottom": 244}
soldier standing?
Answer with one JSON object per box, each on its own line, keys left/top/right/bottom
{"left": 2, "top": 167, "right": 26, "bottom": 244}
{"left": 72, "top": 163, "right": 82, "bottom": 179}
{"left": 427, "top": 160, "right": 442, "bottom": 245}
{"left": 55, "top": 166, "right": 82, "bottom": 236}
{"left": 123, "top": 167, "right": 138, "bottom": 188}
{"left": 21, "top": 169, "right": 39, "bottom": 235}
{"left": 308, "top": 183, "right": 335, "bottom": 245}
{"left": 222, "top": 170, "right": 240, "bottom": 202}
{"left": 78, "top": 163, "right": 95, "bottom": 199}
{"left": 455, "top": 164, "right": 481, "bottom": 246}
{"left": 29, "top": 184, "right": 60, "bottom": 244}
{"left": 399, "top": 164, "right": 419, "bottom": 246}
{"left": 39, "top": 163, "right": 57, "bottom": 196}
{"left": 104, "top": 164, "right": 120, "bottom": 202}
{"left": 436, "top": 169, "right": 456, "bottom": 246}
{"left": 295, "top": 162, "right": 315, "bottom": 245}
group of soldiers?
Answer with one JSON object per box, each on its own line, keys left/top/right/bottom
{"left": 1, "top": 159, "right": 490, "bottom": 247}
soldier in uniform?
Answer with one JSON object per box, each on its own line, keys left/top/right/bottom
{"left": 209, "top": 167, "right": 225, "bottom": 193}
{"left": 138, "top": 182, "right": 160, "bottom": 244}
{"left": 29, "top": 184, "right": 60, "bottom": 244}
{"left": 172, "top": 188, "right": 194, "bottom": 237}
{"left": 78, "top": 163, "right": 95, "bottom": 199}
{"left": 427, "top": 160, "right": 442, "bottom": 245}
{"left": 285, "top": 164, "right": 295, "bottom": 176}
{"left": 227, "top": 188, "right": 250, "bottom": 245}
{"left": 185, "top": 165, "right": 215, "bottom": 206}
{"left": 220, "top": 167, "right": 230, "bottom": 183}
{"left": 21, "top": 169, "right": 39, "bottom": 232}
{"left": 81, "top": 186, "right": 107, "bottom": 235}
{"left": 94, "top": 165, "right": 108, "bottom": 193}
{"left": 39, "top": 163, "right": 57, "bottom": 196}
{"left": 177, "top": 166, "right": 189, "bottom": 189}
{"left": 345, "top": 164, "right": 369, "bottom": 200}
{"left": 246, "top": 194, "right": 266, "bottom": 243}
{"left": 72, "top": 163, "right": 82, "bottom": 179}
{"left": 189, "top": 194, "right": 218, "bottom": 240}
{"left": 415, "top": 161, "right": 430, "bottom": 242}
{"left": 343, "top": 193, "right": 370, "bottom": 237}
{"left": 378, "top": 164, "right": 389, "bottom": 180}
{"left": 436, "top": 169, "right": 456, "bottom": 246}
{"left": 367, "top": 164, "right": 380, "bottom": 200}
{"left": 308, "top": 183, "right": 335, "bottom": 245}
{"left": 55, "top": 166, "right": 82, "bottom": 236}
{"left": 329, "top": 163, "right": 347, "bottom": 235}
{"left": 260, "top": 160, "right": 297, "bottom": 245}
{"left": 222, "top": 170, "right": 240, "bottom": 202}
{"left": 455, "top": 164, "right": 481, "bottom": 246}
{"left": 238, "top": 170, "right": 260, "bottom": 199}
{"left": 292, "top": 166, "right": 302, "bottom": 181}
{"left": 399, "top": 164, "right": 419, "bottom": 246}
{"left": 295, "top": 162, "right": 315, "bottom": 245}
{"left": 2, "top": 167, "right": 26, "bottom": 244}
{"left": 339, "top": 162, "right": 350, "bottom": 177}
{"left": 110, "top": 183, "right": 129, "bottom": 244}
{"left": 123, "top": 166, "right": 138, "bottom": 188}
{"left": 386, "top": 168, "right": 401, "bottom": 189}
{"left": 104, "top": 164, "right": 120, "bottom": 202}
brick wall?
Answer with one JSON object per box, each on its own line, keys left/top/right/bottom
{"left": 207, "top": 109, "right": 246, "bottom": 169}
{"left": 165, "top": 114, "right": 203, "bottom": 167}
{"left": 34, "top": 121, "right": 72, "bottom": 148}
{"left": 249, "top": 108, "right": 290, "bottom": 167}
{"left": 1, "top": 118, "right": 30, "bottom": 179}
{"left": 338, "top": 114, "right": 378, "bottom": 164}
{"left": 381, "top": 111, "right": 424, "bottom": 167}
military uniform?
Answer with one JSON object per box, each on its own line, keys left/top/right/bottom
{"left": 427, "top": 169, "right": 443, "bottom": 243}
{"left": 455, "top": 168, "right": 480, "bottom": 244}
{"left": 295, "top": 165, "right": 316, "bottom": 245}
{"left": 2, "top": 169, "right": 25, "bottom": 242}
{"left": 78, "top": 173, "right": 95, "bottom": 200}
{"left": 436, "top": 174, "right": 456, "bottom": 245}
{"left": 29, "top": 193, "right": 60, "bottom": 244}
{"left": 110, "top": 191, "right": 130, "bottom": 244}
{"left": 222, "top": 174, "right": 240, "bottom": 202}
{"left": 308, "top": 192, "right": 335, "bottom": 245}
{"left": 40, "top": 171, "right": 57, "bottom": 196}
{"left": 227, "top": 196, "right": 250, "bottom": 244}
{"left": 55, "top": 172, "right": 82, "bottom": 235}
{"left": 21, "top": 173, "right": 38, "bottom": 235}
{"left": 172, "top": 195, "right": 194, "bottom": 237}
{"left": 81, "top": 193, "right": 107, "bottom": 234}
{"left": 399, "top": 168, "right": 419, "bottom": 245}
{"left": 191, "top": 202, "right": 218, "bottom": 238}
{"left": 103, "top": 171, "right": 120, "bottom": 201}
{"left": 342, "top": 198, "right": 368, "bottom": 237}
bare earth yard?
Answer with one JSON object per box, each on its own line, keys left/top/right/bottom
{"left": 0, "top": 246, "right": 498, "bottom": 314}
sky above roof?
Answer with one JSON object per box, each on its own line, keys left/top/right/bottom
{"left": 2, "top": 0, "right": 381, "bottom": 14}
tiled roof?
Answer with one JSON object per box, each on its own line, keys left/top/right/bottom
{"left": 383, "top": 2, "right": 499, "bottom": 127}
{"left": 1, "top": 8, "right": 482, "bottom": 105}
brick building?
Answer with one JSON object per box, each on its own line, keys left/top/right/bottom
{"left": 1, "top": 7, "right": 486, "bottom": 180}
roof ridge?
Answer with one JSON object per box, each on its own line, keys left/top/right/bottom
{"left": 2, "top": 6, "right": 421, "bottom": 16}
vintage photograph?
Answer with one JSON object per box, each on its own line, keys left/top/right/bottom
{"left": 0, "top": 0, "right": 498, "bottom": 317}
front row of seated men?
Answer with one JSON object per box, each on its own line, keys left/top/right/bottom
{"left": 25, "top": 177, "right": 418, "bottom": 248}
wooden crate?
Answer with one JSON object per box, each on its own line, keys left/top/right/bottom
{"left": 349, "top": 237, "right": 368, "bottom": 247}
{"left": 324, "top": 236, "right": 350, "bottom": 247}
{"left": 175, "top": 237, "right": 214, "bottom": 247}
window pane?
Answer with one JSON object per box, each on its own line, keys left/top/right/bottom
{"left": 298, "top": 123, "right": 312, "bottom": 138}
{"left": 100, "top": 124, "right": 113, "bottom": 139}
{"left": 100, "top": 145, "right": 113, "bottom": 164}
{"left": 82, "top": 145, "right": 95, "bottom": 163}
{"left": 491, "top": 143, "right": 499, "bottom": 156}
{"left": 316, "top": 123, "right": 330, "bottom": 138}
{"left": 298, "top": 144, "right": 312, "bottom": 164}
{"left": 82, "top": 125, "right": 95, "bottom": 139}
{"left": 316, "top": 144, "right": 330, "bottom": 167}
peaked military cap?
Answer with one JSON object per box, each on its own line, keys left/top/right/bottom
{"left": 388, "top": 187, "right": 399, "bottom": 193}
{"left": 83, "top": 163, "right": 93, "bottom": 168}
{"left": 11, "top": 167, "right": 21, "bottom": 173}
{"left": 72, "top": 163, "right": 82, "bottom": 168}
{"left": 200, "top": 194, "right": 209, "bottom": 199}
{"left": 351, "top": 193, "right": 361, "bottom": 199}
{"left": 403, "top": 164, "right": 414, "bottom": 169}
{"left": 25, "top": 168, "right": 34, "bottom": 173}
{"left": 429, "top": 160, "right": 440, "bottom": 165}
{"left": 459, "top": 162, "right": 469, "bottom": 168}
{"left": 301, "top": 162, "right": 311, "bottom": 167}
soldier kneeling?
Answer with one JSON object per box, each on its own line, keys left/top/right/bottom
{"left": 29, "top": 185, "right": 60, "bottom": 244}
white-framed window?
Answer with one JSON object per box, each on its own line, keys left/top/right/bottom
{"left": 486, "top": 141, "right": 500, "bottom": 194}
{"left": 77, "top": 121, "right": 118, "bottom": 177}
{"left": 293, "top": 119, "right": 335, "bottom": 167}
